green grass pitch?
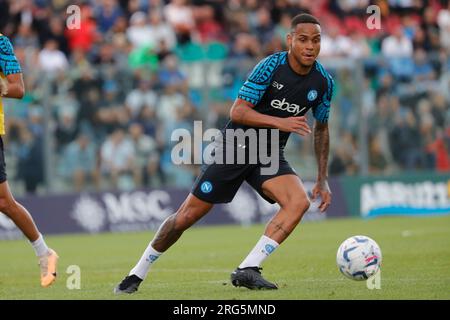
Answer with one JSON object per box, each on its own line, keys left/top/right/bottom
{"left": 0, "top": 215, "right": 449, "bottom": 300}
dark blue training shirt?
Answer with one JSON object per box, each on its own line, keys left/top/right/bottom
{"left": 223, "top": 51, "right": 334, "bottom": 150}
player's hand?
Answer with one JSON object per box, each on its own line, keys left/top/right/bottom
{"left": 0, "top": 77, "right": 8, "bottom": 97}
{"left": 311, "top": 180, "right": 332, "bottom": 212}
{"left": 277, "top": 116, "right": 311, "bottom": 136}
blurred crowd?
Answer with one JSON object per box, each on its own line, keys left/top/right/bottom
{"left": 0, "top": 0, "right": 449, "bottom": 194}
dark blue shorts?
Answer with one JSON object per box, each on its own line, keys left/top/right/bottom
{"left": 191, "top": 159, "right": 297, "bottom": 204}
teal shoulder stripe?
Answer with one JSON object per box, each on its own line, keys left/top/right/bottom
{"left": 315, "top": 60, "right": 327, "bottom": 79}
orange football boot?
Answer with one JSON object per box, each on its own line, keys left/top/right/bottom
{"left": 39, "top": 249, "right": 59, "bottom": 287}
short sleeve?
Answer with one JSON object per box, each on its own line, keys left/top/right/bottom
{"left": 313, "top": 74, "right": 334, "bottom": 123}
{"left": 237, "top": 52, "right": 286, "bottom": 106}
{"left": 0, "top": 36, "right": 22, "bottom": 76}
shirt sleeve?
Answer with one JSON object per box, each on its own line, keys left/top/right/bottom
{"left": 237, "top": 52, "right": 285, "bottom": 106}
{"left": 313, "top": 73, "right": 334, "bottom": 123}
{"left": 0, "top": 36, "right": 22, "bottom": 76}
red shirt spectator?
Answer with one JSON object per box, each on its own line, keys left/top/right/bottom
{"left": 65, "top": 6, "right": 99, "bottom": 53}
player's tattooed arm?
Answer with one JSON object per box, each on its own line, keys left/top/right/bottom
{"left": 312, "top": 121, "right": 331, "bottom": 212}
{"left": 314, "top": 121, "right": 329, "bottom": 184}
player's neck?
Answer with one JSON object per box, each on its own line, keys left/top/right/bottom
{"left": 287, "top": 53, "right": 314, "bottom": 75}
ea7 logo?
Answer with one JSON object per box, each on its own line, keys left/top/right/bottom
{"left": 272, "top": 81, "right": 284, "bottom": 90}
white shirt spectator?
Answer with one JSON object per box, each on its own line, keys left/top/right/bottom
{"left": 38, "top": 40, "right": 69, "bottom": 73}
{"left": 437, "top": 7, "right": 450, "bottom": 50}
{"left": 125, "top": 86, "right": 158, "bottom": 118}
{"left": 347, "top": 33, "right": 371, "bottom": 59}
{"left": 163, "top": 0, "right": 195, "bottom": 30}
{"left": 381, "top": 30, "right": 413, "bottom": 57}
{"left": 320, "top": 33, "right": 353, "bottom": 57}
{"left": 157, "top": 90, "right": 186, "bottom": 125}
{"left": 101, "top": 132, "right": 135, "bottom": 173}
{"left": 127, "top": 11, "right": 154, "bottom": 48}
{"left": 148, "top": 11, "right": 177, "bottom": 50}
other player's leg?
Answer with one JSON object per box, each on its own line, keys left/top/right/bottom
{"left": 231, "top": 174, "right": 310, "bottom": 290}
{"left": 0, "top": 181, "right": 58, "bottom": 287}
{"left": 114, "top": 193, "right": 213, "bottom": 294}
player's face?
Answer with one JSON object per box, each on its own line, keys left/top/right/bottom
{"left": 287, "top": 23, "right": 321, "bottom": 68}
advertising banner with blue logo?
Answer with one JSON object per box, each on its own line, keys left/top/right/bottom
{"left": 0, "top": 179, "right": 348, "bottom": 239}
{"left": 341, "top": 172, "right": 450, "bottom": 218}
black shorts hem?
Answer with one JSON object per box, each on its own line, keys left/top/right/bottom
{"left": 190, "top": 190, "right": 233, "bottom": 204}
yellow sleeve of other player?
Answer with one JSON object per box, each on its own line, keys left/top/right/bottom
{"left": 0, "top": 33, "right": 23, "bottom": 135}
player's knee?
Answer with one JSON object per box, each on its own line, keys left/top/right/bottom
{"left": 300, "top": 197, "right": 311, "bottom": 213}
{"left": 280, "top": 194, "right": 310, "bottom": 216}
{"left": 0, "top": 197, "right": 16, "bottom": 214}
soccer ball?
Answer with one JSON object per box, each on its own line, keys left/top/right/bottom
{"left": 336, "top": 235, "right": 382, "bottom": 281}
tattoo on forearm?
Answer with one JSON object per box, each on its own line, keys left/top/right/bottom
{"left": 314, "top": 123, "right": 329, "bottom": 184}
{"left": 151, "top": 214, "right": 183, "bottom": 252}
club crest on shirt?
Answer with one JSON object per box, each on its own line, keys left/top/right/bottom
{"left": 307, "top": 89, "right": 318, "bottom": 101}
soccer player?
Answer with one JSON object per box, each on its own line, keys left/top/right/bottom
{"left": 115, "top": 13, "right": 334, "bottom": 293}
{"left": 0, "top": 33, "right": 59, "bottom": 287}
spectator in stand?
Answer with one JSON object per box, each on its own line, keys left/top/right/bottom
{"left": 157, "top": 83, "right": 187, "bottom": 128}
{"left": 250, "top": 7, "right": 274, "bottom": 45}
{"left": 320, "top": 27, "right": 352, "bottom": 57}
{"left": 55, "top": 108, "right": 79, "bottom": 153}
{"left": 389, "top": 111, "right": 423, "bottom": 169}
{"left": 381, "top": 26, "right": 413, "bottom": 57}
{"left": 65, "top": 5, "right": 99, "bottom": 53}
{"left": 100, "top": 128, "right": 136, "bottom": 190}
{"left": 347, "top": 30, "right": 371, "bottom": 59}
{"left": 194, "top": 3, "right": 226, "bottom": 44}
{"left": 421, "top": 6, "right": 441, "bottom": 52}
{"left": 157, "top": 54, "right": 188, "bottom": 92}
{"left": 382, "top": 26, "right": 415, "bottom": 81}
{"left": 437, "top": 2, "right": 450, "bottom": 51}
{"left": 128, "top": 122, "right": 164, "bottom": 187}
{"left": 16, "top": 126, "right": 44, "bottom": 194}
{"left": 42, "top": 16, "right": 70, "bottom": 57}
{"left": 125, "top": 78, "right": 158, "bottom": 120}
{"left": 426, "top": 128, "right": 450, "bottom": 172}
{"left": 60, "top": 133, "right": 99, "bottom": 192}
{"left": 274, "top": 13, "right": 292, "bottom": 45}
{"left": 95, "top": 0, "right": 124, "bottom": 34}
{"left": 13, "top": 23, "right": 39, "bottom": 50}
{"left": 38, "top": 39, "right": 69, "bottom": 74}
{"left": 430, "top": 92, "right": 448, "bottom": 130}
{"left": 419, "top": 105, "right": 436, "bottom": 169}
{"left": 411, "top": 48, "right": 436, "bottom": 85}
{"left": 148, "top": 11, "right": 177, "bottom": 50}
{"left": 126, "top": 11, "right": 153, "bottom": 49}
{"left": 164, "top": 0, "right": 195, "bottom": 44}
